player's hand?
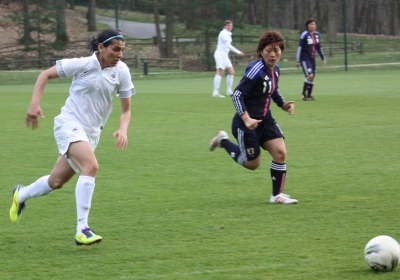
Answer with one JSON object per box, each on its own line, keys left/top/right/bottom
{"left": 244, "top": 118, "right": 262, "bottom": 130}
{"left": 26, "top": 103, "right": 45, "bottom": 129}
{"left": 322, "top": 60, "right": 327, "bottom": 66}
{"left": 239, "top": 51, "right": 244, "bottom": 56}
{"left": 112, "top": 130, "right": 128, "bottom": 150}
{"left": 282, "top": 101, "right": 294, "bottom": 115}
{"left": 296, "top": 62, "right": 300, "bottom": 68}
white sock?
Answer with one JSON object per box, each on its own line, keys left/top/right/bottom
{"left": 76, "top": 175, "right": 95, "bottom": 233}
{"left": 213, "top": 75, "right": 222, "bottom": 94}
{"left": 227, "top": 75, "right": 234, "bottom": 93}
{"left": 18, "top": 175, "right": 53, "bottom": 202}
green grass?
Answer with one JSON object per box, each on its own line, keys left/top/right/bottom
{"left": 1, "top": 69, "right": 400, "bottom": 279}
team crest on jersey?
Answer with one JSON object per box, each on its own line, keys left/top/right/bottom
{"left": 246, "top": 148, "right": 255, "bottom": 156}
{"left": 110, "top": 73, "right": 116, "bottom": 83}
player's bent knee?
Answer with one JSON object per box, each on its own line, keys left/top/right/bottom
{"left": 48, "top": 177, "right": 66, "bottom": 189}
{"left": 244, "top": 160, "right": 260, "bottom": 170}
{"left": 80, "top": 162, "right": 99, "bottom": 177}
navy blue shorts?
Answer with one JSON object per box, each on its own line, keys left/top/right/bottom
{"left": 231, "top": 114, "right": 284, "bottom": 161}
{"left": 300, "top": 59, "right": 316, "bottom": 77}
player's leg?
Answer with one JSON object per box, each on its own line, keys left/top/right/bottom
{"left": 10, "top": 155, "right": 75, "bottom": 223}
{"left": 261, "top": 121, "right": 298, "bottom": 204}
{"left": 226, "top": 63, "right": 235, "bottom": 96}
{"left": 307, "top": 60, "right": 316, "bottom": 100}
{"left": 68, "top": 139, "right": 102, "bottom": 246}
{"left": 213, "top": 52, "right": 225, "bottom": 97}
{"left": 300, "top": 60, "right": 314, "bottom": 101}
{"left": 209, "top": 121, "right": 261, "bottom": 170}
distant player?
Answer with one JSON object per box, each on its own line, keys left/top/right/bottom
{"left": 209, "top": 30, "right": 298, "bottom": 204}
{"left": 296, "top": 18, "right": 326, "bottom": 101}
{"left": 212, "top": 20, "right": 244, "bottom": 98}
{"left": 9, "top": 29, "right": 135, "bottom": 246}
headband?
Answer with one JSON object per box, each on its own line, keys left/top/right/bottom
{"left": 101, "top": 35, "right": 124, "bottom": 45}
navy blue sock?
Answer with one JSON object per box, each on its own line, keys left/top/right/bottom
{"left": 270, "top": 161, "right": 287, "bottom": 196}
{"left": 302, "top": 83, "right": 308, "bottom": 96}
{"left": 307, "top": 84, "right": 314, "bottom": 97}
{"left": 220, "top": 139, "right": 241, "bottom": 164}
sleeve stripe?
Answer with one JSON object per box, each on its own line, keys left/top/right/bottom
{"left": 246, "top": 61, "right": 263, "bottom": 79}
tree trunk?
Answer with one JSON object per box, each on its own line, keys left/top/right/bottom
{"left": 164, "top": 5, "right": 174, "bottom": 58}
{"left": 247, "top": 0, "right": 256, "bottom": 25}
{"left": 153, "top": 0, "right": 166, "bottom": 58}
{"left": 55, "top": 0, "right": 69, "bottom": 45}
{"left": 70, "top": 0, "right": 75, "bottom": 10}
{"left": 21, "top": 0, "right": 34, "bottom": 44}
{"left": 87, "top": 0, "right": 96, "bottom": 32}
{"left": 327, "top": 0, "right": 337, "bottom": 42}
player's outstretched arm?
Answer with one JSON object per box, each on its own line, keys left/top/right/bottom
{"left": 26, "top": 65, "right": 59, "bottom": 129}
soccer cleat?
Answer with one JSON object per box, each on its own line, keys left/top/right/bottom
{"left": 270, "top": 193, "right": 298, "bottom": 204}
{"left": 209, "top": 131, "right": 229, "bottom": 151}
{"left": 10, "top": 185, "right": 26, "bottom": 223}
{"left": 213, "top": 94, "right": 225, "bottom": 98}
{"left": 308, "top": 96, "right": 315, "bottom": 101}
{"left": 75, "top": 228, "right": 103, "bottom": 246}
{"left": 226, "top": 90, "right": 233, "bottom": 96}
{"left": 301, "top": 93, "right": 307, "bottom": 101}
{"left": 212, "top": 90, "right": 225, "bottom": 98}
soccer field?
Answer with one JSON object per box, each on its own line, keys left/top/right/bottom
{"left": 1, "top": 69, "right": 400, "bottom": 279}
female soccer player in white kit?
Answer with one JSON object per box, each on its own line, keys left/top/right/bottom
{"left": 9, "top": 29, "right": 135, "bottom": 246}
{"left": 212, "top": 20, "right": 244, "bottom": 98}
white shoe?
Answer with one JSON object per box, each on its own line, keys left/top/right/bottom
{"left": 212, "top": 91, "right": 225, "bottom": 98}
{"left": 227, "top": 90, "right": 233, "bottom": 96}
{"left": 209, "top": 131, "right": 229, "bottom": 151}
{"left": 270, "top": 193, "right": 298, "bottom": 204}
{"left": 213, "top": 94, "right": 225, "bottom": 98}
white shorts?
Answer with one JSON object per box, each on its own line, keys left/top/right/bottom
{"left": 214, "top": 51, "right": 232, "bottom": 70}
{"left": 54, "top": 115, "right": 100, "bottom": 173}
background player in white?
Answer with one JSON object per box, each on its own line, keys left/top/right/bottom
{"left": 212, "top": 20, "right": 244, "bottom": 98}
{"left": 9, "top": 29, "right": 135, "bottom": 246}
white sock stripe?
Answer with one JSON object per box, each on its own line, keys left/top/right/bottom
{"left": 270, "top": 162, "right": 286, "bottom": 171}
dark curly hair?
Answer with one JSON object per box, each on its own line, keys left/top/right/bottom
{"left": 256, "top": 30, "right": 285, "bottom": 58}
{"left": 305, "top": 18, "right": 317, "bottom": 27}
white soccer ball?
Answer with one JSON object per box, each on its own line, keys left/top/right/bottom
{"left": 364, "top": 235, "right": 400, "bottom": 272}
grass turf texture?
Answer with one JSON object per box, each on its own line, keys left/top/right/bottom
{"left": 1, "top": 69, "right": 400, "bottom": 279}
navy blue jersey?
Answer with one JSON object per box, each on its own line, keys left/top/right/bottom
{"left": 231, "top": 59, "right": 285, "bottom": 120}
{"left": 296, "top": 31, "right": 325, "bottom": 62}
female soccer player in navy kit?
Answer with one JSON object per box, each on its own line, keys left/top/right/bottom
{"left": 296, "top": 18, "right": 326, "bottom": 101}
{"left": 10, "top": 29, "right": 135, "bottom": 245}
{"left": 209, "top": 30, "right": 298, "bottom": 204}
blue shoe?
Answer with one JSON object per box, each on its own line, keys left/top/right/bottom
{"left": 75, "top": 228, "right": 103, "bottom": 246}
{"left": 10, "top": 185, "right": 26, "bottom": 223}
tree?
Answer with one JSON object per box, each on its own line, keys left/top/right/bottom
{"left": 153, "top": 0, "right": 175, "bottom": 58}
{"left": 327, "top": 0, "right": 337, "bottom": 42}
{"left": 20, "top": 0, "right": 35, "bottom": 44}
{"left": 54, "top": 0, "right": 69, "bottom": 45}
{"left": 87, "top": 0, "right": 96, "bottom": 31}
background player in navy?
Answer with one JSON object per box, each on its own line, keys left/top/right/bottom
{"left": 296, "top": 18, "right": 326, "bottom": 101}
{"left": 209, "top": 30, "right": 298, "bottom": 204}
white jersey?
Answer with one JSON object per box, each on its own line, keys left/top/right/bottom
{"left": 215, "top": 28, "right": 241, "bottom": 55}
{"left": 56, "top": 52, "right": 135, "bottom": 135}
